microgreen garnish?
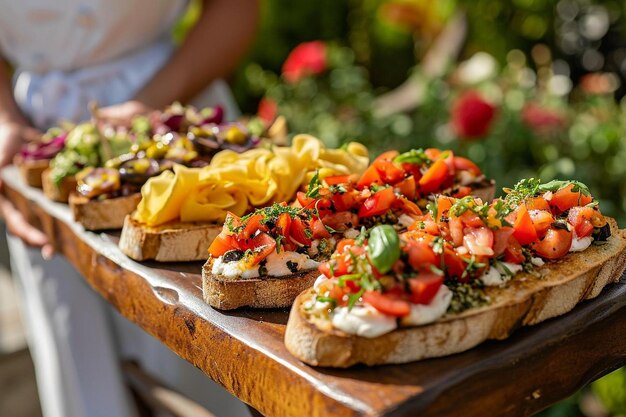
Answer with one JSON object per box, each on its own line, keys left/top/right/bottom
{"left": 306, "top": 171, "right": 322, "bottom": 198}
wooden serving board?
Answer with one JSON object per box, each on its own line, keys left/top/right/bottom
{"left": 3, "top": 165, "right": 626, "bottom": 417}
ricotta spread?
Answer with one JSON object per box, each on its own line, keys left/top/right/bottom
{"left": 570, "top": 234, "right": 593, "bottom": 252}
{"left": 211, "top": 250, "right": 319, "bottom": 279}
{"left": 480, "top": 262, "right": 523, "bottom": 286}
{"left": 331, "top": 305, "right": 397, "bottom": 338}
{"left": 400, "top": 285, "right": 452, "bottom": 326}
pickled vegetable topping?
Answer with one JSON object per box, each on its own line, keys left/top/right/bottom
{"left": 19, "top": 128, "right": 67, "bottom": 161}
{"left": 189, "top": 123, "right": 259, "bottom": 156}
{"left": 76, "top": 167, "right": 121, "bottom": 199}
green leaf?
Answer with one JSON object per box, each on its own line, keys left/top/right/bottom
{"left": 366, "top": 225, "right": 400, "bottom": 274}
{"left": 537, "top": 180, "right": 591, "bottom": 196}
{"left": 306, "top": 170, "right": 322, "bottom": 198}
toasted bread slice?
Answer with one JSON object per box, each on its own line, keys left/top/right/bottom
{"left": 119, "top": 215, "right": 221, "bottom": 262}
{"left": 69, "top": 193, "right": 142, "bottom": 231}
{"left": 13, "top": 155, "right": 49, "bottom": 188}
{"left": 285, "top": 218, "right": 626, "bottom": 367}
{"left": 41, "top": 168, "right": 77, "bottom": 203}
{"left": 202, "top": 258, "right": 320, "bottom": 310}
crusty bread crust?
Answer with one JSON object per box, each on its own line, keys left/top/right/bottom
{"left": 69, "top": 193, "right": 142, "bottom": 231}
{"left": 285, "top": 218, "right": 626, "bottom": 367}
{"left": 118, "top": 214, "right": 221, "bottom": 262}
{"left": 41, "top": 168, "right": 77, "bottom": 203}
{"left": 202, "top": 258, "right": 320, "bottom": 310}
{"left": 13, "top": 156, "right": 49, "bottom": 188}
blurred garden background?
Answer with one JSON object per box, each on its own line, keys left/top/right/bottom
{"left": 182, "top": 0, "right": 626, "bottom": 415}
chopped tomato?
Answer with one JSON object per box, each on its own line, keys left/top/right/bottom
{"left": 249, "top": 233, "right": 276, "bottom": 265}
{"left": 444, "top": 247, "right": 467, "bottom": 281}
{"left": 408, "top": 214, "right": 439, "bottom": 235}
{"left": 532, "top": 227, "right": 573, "bottom": 259}
{"left": 568, "top": 206, "right": 605, "bottom": 238}
{"left": 296, "top": 191, "right": 316, "bottom": 209}
{"left": 492, "top": 227, "right": 514, "bottom": 256}
{"left": 329, "top": 285, "right": 348, "bottom": 306}
{"left": 448, "top": 215, "right": 464, "bottom": 247}
{"left": 208, "top": 232, "right": 238, "bottom": 257}
{"left": 322, "top": 211, "right": 359, "bottom": 231}
{"left": 238, "top": 214, "right": 268, "bottom": 240}
{"left": 336, "top": 239, "right": 356, "bottom": 254}
{"left": 525, "top": 196, "right": 551, "bottom": 211}
{"left": 408, "top": 273, "right": 443, "bottom": 305}
{"left": 394, "top": 175, "right": 416, "bottom": 200}
{"left": 513, "top": 204, "right": 538, "bottom": 246}
{"left": 452, "top": 186, "right": 472, "bottom": 198}
{"left": 463, "top": 227, "right": 494, "bottom": 256}
{"left": 324, "top": 174, "right": 354, "bottom": 186}
{"left": 318, "top": 262, "right": 333, "bottom": 278}
{"left": 394, "top": 197, "right": 422, "bottom": 216}
{"left": 311, "top": 217, "right": 332, "bottom": 239}
{"left": 358, "top": 187, "right": 396, "bottom": 218}
{"left": 318, "top": 256, "right": 351, "bottom": 278}
{"left": 363, "top": 291, "right": 411, "bottom": 317}
{"left": 453, "top": 156, "right": 482, "bottom": 176}
{"left": 356, "top": 164, "right": 382, "bottom": 189}
{"left": 503, "top": 236, "right": 525, "bottom": 264}
{"left": 276, "top": 213, "right": 291, "bottom": 237}
{"left": 331, "top": 190, "right": 360, "bottom": 212}
{"left": 549, "top": 184, "right": 593, "bottom": 212}
{"left": 289, "top": 217, "right": 312, "bottom": 246}
{"left": 344, "top": 279, "right": 361, "bottom": 292}
{"left": 440, "top": 150, "right": 456, "bottom": 178}
{"left": 374, "top": 150, "right": 400, "bottom": 163}
{"left": 418, "top": 159, "right": 450, "bottom": 194}
{"left": 401, "top": 163, "right": 423, "bottom": 181}
{"left": 459, "top": 211, "right": 485, "bottom": 228}
{"left": 405, "top": 239, "right": 438, "bottom": 271}
{"left": 436, "top": 196, "right": 455, "bottom": 223}
{"left": 424, "top": 148, "right": 442, "bottom": 159}
{"left": 375, "top": 160, "right": 405, "bottom": 184}
{"left": 529, "top": 209, "right": 553, "bottom": 239}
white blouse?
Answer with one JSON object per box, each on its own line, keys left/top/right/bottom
{"left": 0, "top": 0, "right": 189, "bottom": 128}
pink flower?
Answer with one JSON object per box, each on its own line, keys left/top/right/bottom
{"left": 257, "top": 97, "right": 278, "bottom": 125}
{"left": 282, "top": 41, "right": 327, "bottom": 84}
{"left": 521, "top": 103, "right": 566, "bottom": 135}
{"left": 451, "top": 91, "right": 496, "bottom": 139}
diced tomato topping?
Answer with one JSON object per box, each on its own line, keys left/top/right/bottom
{"left": 459, "top": 211, "right": 485, "bottom": 228}
{"left": 408, "top": 273, "right": 443, "bottom": 305}
{"left": 525, "top": 196, "right": 551, "bottom": 211}
{"left": 322, "top": 211, "right": 359, "bottom": 232}
{"left": 405, "top": 239, "right": 438, "bottom": 272}
{"left": 394, "top": 175, "right": 416, "bottom": 200}
{"left": 393, "top": 197, "right": 422, "bottom": 216}
{"left": 568, "top": 206, "right": 605, "bottom": 238}
{"left": 208, "top": 232, "right": 238, "bottom": 257}
{"left": 418, "top": 159, "right": 450, "bottom": 194}
{"left": 296, "top": 191, "right": 316, "bottom": 209}
{"left": 453, "top": 156, "right": 482, "bottom": 176}
{"left": 408, "top": 214, "right": 440, "bottom": 235}
{"left": 318, "top": 262, "right": 332, "bottom": 278}
{"left": 528, "top": 209, "right": 553, "bottom": 239}
{"left": 448, "top": 215, "right": 464, "bottom": 247}
{"left": 356, "top": 164, "right": 382, "bottom": 189}
{"left": 358, "top": 187, "right": 396, "bottom": 218}
{"left": 311, "top": 217, "right": 332, "bottom": 239}
{"left": 363, "top": 291, "right": 411, "bottom": 317}
{"left": 452, "top": 186, "right": 472, "bottom": 198}
{"left": 237, "top": 214, "right": 268, "bottom": 240}
{"left": 289, "top": 217, "right": 312, "bottom": 246}
{"left": 424, "top": 148, "right": 442, "bottom": 159}
{"left": 532, "top": 227, "right": 573, "bottom": 259}
{"left": 336, "top": 239, "right": 356, "bottom": 254}
{"left": 248, "top": 233, "right": 277, "bottom": 265}
{"left": 275, "top": 213, "right": 291, "bottom": 236}
{"left": 374, "top": 150, "right": 400, "bottom": 163}
{"left": 375, "top": 160, "right": 405, "bottom": 184}
{"left": 324, "top": 174, "right": 354, "bottom": 186}
{"left": 503, "top": 236, "right": 525, "bottom": 264}
{"left": 443, "top": 247, "right": 467, "bottom": 281}
{"left": 436, "top": 196, "right": 454, "bottom": 223}
{"left": 549, "top": 184, "right": 593, "bottom": 212}
{"left": 462, "top": 227, "right": 494, "bottom": 256}
{"left": 492, "top": 227, "right": 514, "bottom": 256}
{"left": 331, "top": 190, "right": 360, "bottom": 212}
{"left": 345, "top": 280, "right": 361, "bottom": 292}
{"left": 513, "top": 204, "right": 538, "bottom": 246}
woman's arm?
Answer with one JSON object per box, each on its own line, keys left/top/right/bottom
{"left": 136, "top": 0, "right": 260, "bottom": 108}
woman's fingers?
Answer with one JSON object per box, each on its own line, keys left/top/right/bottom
{"left": 0, "top": 195, "right": 49, "bottom": 248}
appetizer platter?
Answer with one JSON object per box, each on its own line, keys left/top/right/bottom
{"left": 3, "top": 164, "right": 626, "bottom": 417}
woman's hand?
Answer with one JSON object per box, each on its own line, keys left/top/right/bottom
{"left": 96, "top": 100, "right": 153, "bottom": 127}
{"left": 0, "top": 121, "right": 53, "bottom": 258}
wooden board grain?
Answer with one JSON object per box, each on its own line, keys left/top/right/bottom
{"left": 3, "top": 165, "right": 626, "bottom": 417}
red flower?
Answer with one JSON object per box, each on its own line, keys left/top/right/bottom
{"left": 257, "top": 97, "right": 278, "bottom": 125}
{"left": 521, "top": 103, "right": 566, "bottom": 135}
{"left": 282, "top": 41, "right": 327, "bottom": 84}
{"left": 451, "top": 91, "right": 496, "bottom": 139}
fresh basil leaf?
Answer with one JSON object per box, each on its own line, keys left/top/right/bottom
{"left": 393, "top": 148, "right": 429, "bottom": 165}
{"left": 366, "top": 225, "right": 400, "bottom": 274}
{"left": 537, "top": 179, "right": 591, "bottom": 196}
